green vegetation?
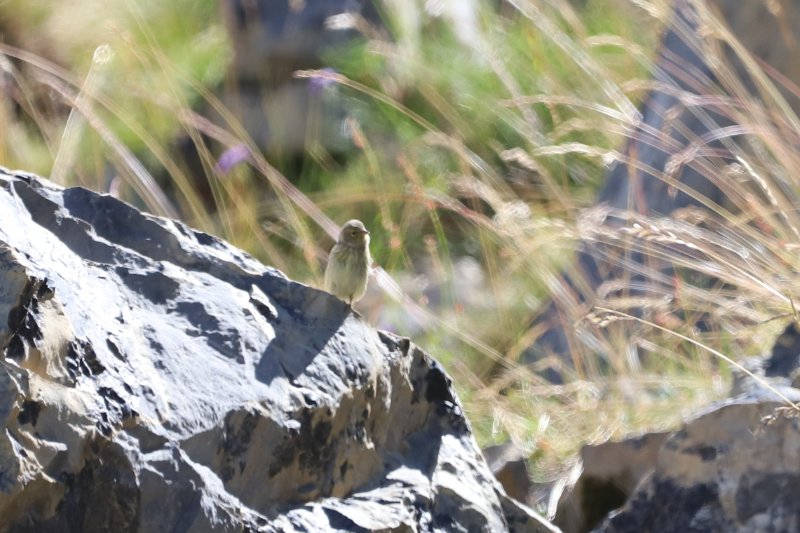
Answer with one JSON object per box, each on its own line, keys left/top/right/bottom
{"left": 2, "top": 0, "right": 797, "bottom": 486}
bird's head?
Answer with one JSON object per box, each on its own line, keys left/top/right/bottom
{"left": 338, "top": 219, "right": 370, "bottom": 247}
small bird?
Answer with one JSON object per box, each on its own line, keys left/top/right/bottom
{"left": 324, "top": 219, "right": 371, "bottom": 306}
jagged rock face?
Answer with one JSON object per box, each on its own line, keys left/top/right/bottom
{"left": 0, "top": 169, "right": 553, "bottom": 532}
{"left": 550, "top": 320, "right": 800, "bottom": 533}
{"left": 598, "top": 399, "right": 800, "bottom": 533}
{"left": 553, "top": 432, "right": 670, "bottom": 532}
{"left": 553, "top": 387, "right": 800, "bottom": 532}
{"left": 554, "top": 330, "right": 800, "bottom": 533}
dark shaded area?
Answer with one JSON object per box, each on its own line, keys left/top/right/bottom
{"left": 255, "top": 295, "right": 348, "bottom": 385}
{"left": 683, "top": 444, "right": 718, "bottom": 462}
{"left": 220, "top": 408, "right": 259, "bottom": 482}
{"left": 63, "top": 186, "right": 185, "bottom": 262}
{"left": 765, "top": 321, "right": 800, "bottom": 378}
{"left": 116, "top": 267, "right": 180, "bottom": 305}
{"left": 171, "top": 300, "right": 245, "bottom": 363}
{"left": 67, "top": 340, "right": 105, "bottom": 381}
{"left": 599, "top": 480, "right": 723, "bottom": 533}
{"left": 735, "top": 473, "right": 800, "bottom": 523}
{"left": 5, "top": 277, "right": 50, "bottom": 359}
{"left": 16, "top": 400, "right": 42, "bottom": 426}
{"left": 581, "top": 477, "right": 627, "bottom": 532}
{"left": 555, "top": 431, "right": 671, "bottom": 533}
{"left": 323, "top": 508, "right": 368, "bottom": 533}
{"left": 12, "top": 181, "right": 120, "bottom": 265}
{"left": 10, "top": 439, "right": 140, "bottom": 533}
{"left": 487, "top": 454, "right": 531, "bottom": 503}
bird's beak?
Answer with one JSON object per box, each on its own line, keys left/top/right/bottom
{"left": 361, "top": 229, "right": 370, "bottom": 235}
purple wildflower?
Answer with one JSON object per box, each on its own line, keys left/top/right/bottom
{"left": 215, "top": 144, "right": 251, "bottom": 175}
{"left": 308, "top": 67, "right": 338, "bottom": 95}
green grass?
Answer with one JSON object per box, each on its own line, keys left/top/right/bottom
{"left": 2, "top": 0, "right": 798, "bottom": 499}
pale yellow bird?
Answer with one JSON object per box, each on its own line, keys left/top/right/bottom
{"left": 324, "top": 219, "right": 371, "bottom": 306}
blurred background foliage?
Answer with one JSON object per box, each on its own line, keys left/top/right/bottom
{"left": 0, "top": 0, "right": 748, "bottom": 482}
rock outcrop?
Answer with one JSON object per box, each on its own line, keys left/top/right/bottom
{"left": 552, "top": 432, "right": 670, "bottom": 533}
{"left": 598, "top": 399, "right": 800, "bottom": 532}
{"left": 552, "top": 338, "right": 800, "bottom": 532}
{"left": 0, "top": 168, "right": 555, "bottom": 532}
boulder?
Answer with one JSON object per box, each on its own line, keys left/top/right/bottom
{"left": 598, "top": 399, "right": 800, "bottom": 532}
{"left": 483, "top": 441, "right": 534, "bottom": 504}
{"left": 0, "top": 168, "right": 555, "bottom": 532}
{"left": 553, "top": 332, "right": 800, "bottom": 532}
{"left": 552, "top": 394, "right": 800, "bottom": 532}
{"left": 552, "top": 432, "right": 670, "bottom": 533}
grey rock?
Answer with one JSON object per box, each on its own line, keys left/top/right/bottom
{"left": 552, "top": 392, "right": 800, "bottom": 532}
{"left": 0, "top": 168, "right": 556, "bottom": 532}
{"left": 218, "top": 0, "right": 487, "bottom": 156}
{"left": 597, "top": 398, "right": 800, "bottom": 533}
{"left": 483, "top": 441, "right": 533, "bottom": 504}
{"left": 548, "top": 316, "right": 800, "bottom": 533}
{"left": 222, "top": 0, "right": 380, "bottom": 83}
{"left": 731, "top": 324, "right": 800, "bottom": 401}
{"left": 523, "top": 0, "right": 800, "bottom": 375}
{"left": 553, "top": 330, "right": 800, "bottom": 533}
{"left": 552, "top": 349, "right": 800, "bottom": 533}
{"left": 553, "top": 432, "right": 670, "bottom": 533}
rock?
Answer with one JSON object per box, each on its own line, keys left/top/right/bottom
{"left": 597, "top": 399, "right": 800, "bottom": 532}
{"left": 218, "top": 0, "right": 489, "bottom": 157}
{"left": 483, "top": 441, "right": 534, "bottom": 504}
{"left": 765, "top": 322, "right": 800, "bottom": 379}
{"left": 553, "top": 432, "right": 670, "bottom": 533}
{"left": 522, "top": 0, "right": 800, "bottom": 374}
{"left": 0, "top": 168, "right": 556, "bottom": 532}
{"left": 731, "top": 323, "right": 800, "bottom": 399}
{"left": 553, "top": 321, "right": 800, "bottom": 533}
{"left": 222, "top": 0, "right": 380, "bottom": 83}
{"left": 552, "top": 380, "right": 800, "bottom": 532}
{"left": 220, "top": 0, "right": 382, "bottom": 155}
